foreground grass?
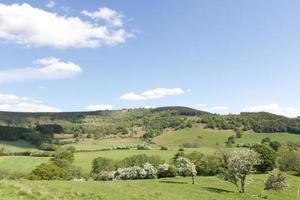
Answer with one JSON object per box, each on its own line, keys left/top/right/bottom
{"left": 0, "top": 175, "right": 299, "bottom": 200}
{"left": 0, "top": 156, "right": 50, "bottom": 174}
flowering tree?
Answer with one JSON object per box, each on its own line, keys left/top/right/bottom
{"left": 219, "top": 149, "right": 260, "bottom": 193}
{"left": 175, "top": 157, "right": 197, "bottom": 184}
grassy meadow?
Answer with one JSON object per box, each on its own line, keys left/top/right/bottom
{"left": 0, "top": 174, "right": 300, "bottom": 200}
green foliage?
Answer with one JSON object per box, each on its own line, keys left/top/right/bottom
{"left": 30, "top": 163, "right": 67, "bottom": 180}
{"left": 225, "top": 136, "right": 236, "bottom": 147}
{"left": 269, "top": 141, "right": 281, "bottom": 151}
{"left": 175, "top": 157, "right": 197, "bottom": 184}
{"left": 251, "top": 144, "right": 276, "bottom": 172}
{"left": 278, "top": 146, "right": 300, "bottom": 172}
{"left": 118, "top": 154, "right": 164, "bottom": 168}
{"left": 92, "top": 157, "right": 116, "bottom": 174}
{"left": 157, "top": 164, "right": 177, "bottom": 178}
{"left": 265, "top": 170, "right": 288, "bottom": 191}
{"left": 218, "top": 149, "right": 260, "bottom": 193}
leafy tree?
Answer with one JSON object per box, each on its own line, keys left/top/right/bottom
{"left": 175, "top": 157, "right": 197, "bottom": 184}
{"left": 261, "top": 137, "right": 271, "bottom": 144}
{"left": 251, "top": 144, "right": 276, "bottom": 172}
{"left": 219, "top": 149, "right": 260, "bottom": 193}
{"left": 278, "top": 146, "right": 300, "bottom": 172}
{"left": 225, "top": 136, "right": 236, "bottom": 147}
{"left": 265, "top": 170, "right": 288, "bottom": 191}
{"left": 92, "top": 157, "right": 116, "bottom": 174}
{"left": 157, "top": 164, "right": 177, "bottom": 178}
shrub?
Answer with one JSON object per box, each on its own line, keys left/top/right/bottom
{"left": 196, "top": 155, "right": 221, "bottom": 176}
{"left": 269, "top": 141, "right": 281, "bottom": 151}
{"left": 251, "top": 144, "right": 276, "bottom": 172}
{"left": 160, "top": 146, "right": 168, "bottom": 150}
{"left": 39, "top": 143, "right": 59, "bottom": 151}
{"left": 278, "top": 146, "right": 300, "bottom": 172}
{"left": 94, "top": 171, "right": 116, "bottom": 181}
{"left": 137, "top": 145, "right": 151, "bottom": 150}
{"left": 115, "top": 166, "right": 142, "bottom": 180}
{"left": 181, "top": 141, "right": 200, "bottom": 148}
{"left": 265, "top": 170, "right": 288, "bottom": 191}
{"left": 157, "top": 163, "right": 177, "bottom": 178}
{"left": 225, "top": 136, "right": 236, "bottom": 147}
{"left": 118, "top": 154, "right": 164, "bottom": 168}
{"left": 141, "top": 163, "right": 157, "bottom": 179}
{"left": 261, "top": 137, "right": 271, "bottom": 144}
{"left": 92, "top": 157, "right": 116, "bottom": 174}
{"left": 30, "top": 163, "right": 66, "bottom": 180}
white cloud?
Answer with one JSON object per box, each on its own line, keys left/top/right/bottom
{"left": 46, "top": 1, "right": 56, "bottom": 8}
{"left": 0, "top": 3, "right": 132, "bottom": 48}
{"left": 85, "top": 104, "right": 113, "bottom": 111}
{"left": 0, "top": 93, "right": 60, "bottom": 112}
{"left": 243, "top": 103, "right": 300, "bottom": 118}
{"left": 82, "top": 7, "right": 123, "bottom": 27}
{"left": 119, "top": 88, "right": 185, "bottom": 101}
{"left": 0, "top": 57, "right": 82, "bottom": 84}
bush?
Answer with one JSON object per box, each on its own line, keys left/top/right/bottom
{"left": 115, "top": 166, "right": 142, "bottom": 180}
{"left": 93, "top": 171, "right": 115, "bottom": 181}
{"left": 92, "top": 157, "right": 116, "bottom": 174}
{"left": 118, "top": 154, "right": 164, "bottom": 168}
{"left": 160, "top": 146, "right": 168, "bottom": 150}
{"left": 261, "top": 137, "right": 271, "bottom": 144}
{"left": 39, "top": 143, "right": 59, "bottom": 151}
{"left": 30, "top": 163, "right": 67, "bottom": 180}
{"left": 140, "top": 163, "right": 157, "bottom": 179}
{"left": 265, "top": 170, "right": 288, "bottom": 191}
{"left": 181, "top": 141, "right": 200, "bottom": 148}
{"left": 66, "top": 146, "right": 76, "bottom": 153}
{"left": 278, "top": 146, "right": 300, "bottom": 172}
{"left": 251, "top": 144, "right": 276, "bottom": 172}
{"left": 157, "top": 163, "right": 177, "bottom": 178}
{"left": 137, "top": 145, "right": 151, "bottom": 150}
{"left": 269, "top": 141, "right": 281, "bottom": 151}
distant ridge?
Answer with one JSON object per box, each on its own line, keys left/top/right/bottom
{"left": 152, "top": 106, "right": 209, "bottom": 116}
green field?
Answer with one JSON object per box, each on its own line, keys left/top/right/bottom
{"left": 154, "top": 128, "right": 233, "bottom": 147}
{"left": 236, "top": 132, "right": 300, "bottom": 145}
{"left": 0, "top": 156, "right": 50, "bottom": 174}
{"left": 74, "top": 148, "right": 210, "bottom": 173}
{"left": 0, "top": 174, "right": 299, "bottom": 200}
{"left": 0, "top": 141, "right": 37, "bottom": 153}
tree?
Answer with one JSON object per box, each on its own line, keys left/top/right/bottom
{"left": 265, "top": 170, "right": 288, "bottom": 191}
{"left": 92, "top": 157, "right": 116, "bottom": 174}
{"left": 251, "top": 144, "right": 276, "bottom": 172}
{"left": 234, "top": 128, "right": 243, "bottom": 138}
{"left": 261, "top": 137, "right": 271, "bottom": 144}
{"left": 175, "top": 157, "right": 197, "bottom": 184}
{"left": 225, "top": 136, "right": 236, "bottom": 147}
{"left": 278, "top": 146, "right": 300, "bottom": 172}
{"left": 219, "top": 149, "right": 260, "bottom": 193}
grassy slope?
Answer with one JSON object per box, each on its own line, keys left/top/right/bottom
{"left": 0, "top": 140, "right": 37, "bottom": 152}
{"left": 0, "top": 175, "right": 299, "bottom": 200}
{"left": 236, "top": 132, "right": 300, "bottom": 144}
{"left": 64, "top": 137, "right": 145, "bottom": 150}
{"left": 153, "top": 127, "right": 233, "bottom": 147}
{"left": 0, "top": 156, "right": 50, "bottom": 174}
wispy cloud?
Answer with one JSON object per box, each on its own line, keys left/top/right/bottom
{"left": 85, "top": 104, "right": 113, "bottom": 111}
{"left": 46, "top": 1, "right": 56, "bottom": 8}
{"left": 82, "top": 7, "right": 123, "bottom": 27}
{"left": 0, "top": 93, "right": 60, "bottom": 112}
{"left": 119, "top": 88, "right": 185, "bottom": 101}
{"left": 0, "top": 57, "right": 81, "bottom": 84}
{"left": 0, "top": 3, "right": 132, "bottom": 48}
{"left": 243, "top": 103, "right": 300, "bottom": 118}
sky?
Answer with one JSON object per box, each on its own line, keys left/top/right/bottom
{"left": 0, "top": 0, "right": 300, "bottom": 117}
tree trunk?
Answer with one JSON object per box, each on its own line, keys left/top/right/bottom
{"left": 241, "top": 176, "right": 246, "bottom": 193}
{"left": 192, "top": 175, "right": 195, "bottom": 184}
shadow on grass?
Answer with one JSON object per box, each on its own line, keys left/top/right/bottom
{"left": 159, "top": 180, "right": 188, "bottom": 184}
{"left": 202, "top": 187, "right": 233, "bottom": 193}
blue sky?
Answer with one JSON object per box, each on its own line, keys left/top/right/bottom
{"left": 0, "top": 0, "right": 300, "bottom": 117}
